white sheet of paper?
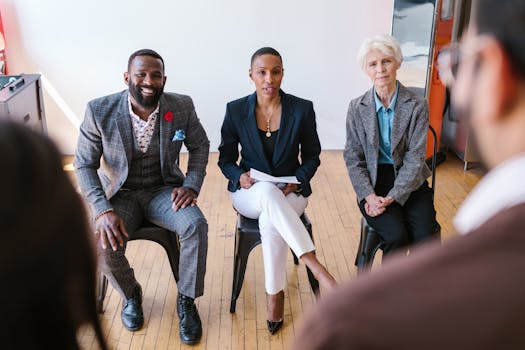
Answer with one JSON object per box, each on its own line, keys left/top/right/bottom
{"left": 250, "top": 168, "right": 300, "bottom": 184}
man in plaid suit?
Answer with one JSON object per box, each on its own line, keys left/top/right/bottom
{"left": 74, "top": 49, "right": 209, "bottom": 345}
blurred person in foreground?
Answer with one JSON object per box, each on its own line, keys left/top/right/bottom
{"left": 294, "top": 0, "right": 525, "bottom": 348}
{"left": 0, "top": 121, "right": 107, "bottom": 350}
{"left": 344, "top": 34, "right": 438, "bottom": 259}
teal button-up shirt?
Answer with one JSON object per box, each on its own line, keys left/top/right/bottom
{"left": 374, "top": 84, "right": 398, "bottom": 164}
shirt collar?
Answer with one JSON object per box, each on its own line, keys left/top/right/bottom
{"left": 374, "top": 82, "right": 399, "bottom": 113}
{"left": 454, "top": 152, "right": 525, "bottom": 234}
{"left": 127, "top": 92, "right": 160, "bottom": 121}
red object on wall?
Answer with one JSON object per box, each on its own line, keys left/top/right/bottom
{"left": 0, "top": 11, "right": 7, "bottom": 74}
{"left": 425, "top": 0, "right": 454, "bottom": 158}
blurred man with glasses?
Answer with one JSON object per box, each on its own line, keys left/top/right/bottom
{"left": 293, "top": 0, "right": 525, "bottom": 349}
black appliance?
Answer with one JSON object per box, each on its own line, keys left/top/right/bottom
{"left": 0, "top": 74, "right": 46, "bottom": 133}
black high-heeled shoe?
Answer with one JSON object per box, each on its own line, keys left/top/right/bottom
{"left": 267, "top": 320, "right": 283, "bottom": 334}
{"left": 267, "top": 290, "right": 284, "bottom": 335}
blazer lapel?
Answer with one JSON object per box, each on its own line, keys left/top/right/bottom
{"left": 391, "top": 84, "right": 415, "bottom": 152}
{"left": 359, "top": 88, "right": 379, "bottom": 150}
{"left": 115, "top": 93, "right": 133, "bottom": 167}
{"left": 243, "top": 92, "right": 271, "bottom": 172}
{"left": 158, "top": 95, "right": 172, "bottom": 171}
{"left": 158, "top": 94, "right": 187, "bottom": 171}
{"left": 272, "top": 90, "right": 295, "bottom": 165}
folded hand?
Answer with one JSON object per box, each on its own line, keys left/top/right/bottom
{"left": 239, "top": 172, "right": 256, "bottom": 189}
{"left": 281, "top": 183, "right": 298, "bottom": 196}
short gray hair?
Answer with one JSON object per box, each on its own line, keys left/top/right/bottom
{"left": 357, "top": 34, "right": 403, "bottom": 70}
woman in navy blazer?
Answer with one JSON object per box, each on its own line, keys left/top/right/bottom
{"left": 218, "top": 47, "right": 337, "bottom": 335}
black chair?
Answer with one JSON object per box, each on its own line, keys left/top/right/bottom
{"left": 96, "top": 222, "right": 180, "bottom": 313}
{"left": 354, "top": 126, "right": 441, "bottom": 273}
{"left": 230, "top": 213, "right": 320, "bottom": 313}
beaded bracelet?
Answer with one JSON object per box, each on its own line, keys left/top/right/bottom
{"left": 94, "top": 208, "right": 114, "bottom": 222}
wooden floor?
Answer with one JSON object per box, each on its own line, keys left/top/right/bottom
{"left": 77, "top": 151, "right": 483, "bottom": 350}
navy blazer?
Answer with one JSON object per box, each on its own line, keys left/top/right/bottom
{"left": 218, "top": 90, "right": 321, "bottom": 197}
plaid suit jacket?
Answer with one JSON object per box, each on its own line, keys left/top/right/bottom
{"left": 74, "top": 90, "right": 209, "bottom": 218}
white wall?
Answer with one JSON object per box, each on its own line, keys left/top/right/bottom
{"left": 1, "top": 0, "right": 392, "bottom": 154}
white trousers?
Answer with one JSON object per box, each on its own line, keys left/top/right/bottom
{"left": 231, "top": 181, "right": 315, "bottom": 294}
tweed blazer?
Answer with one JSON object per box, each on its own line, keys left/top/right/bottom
{"left": 218, "top": 90, "right": 321, "bottom": 197}
{"left": 74, "top": 90, "right": 210, "bottom": 217}
{"left": 343, "top": 82, "right": 431, "bottom": 205}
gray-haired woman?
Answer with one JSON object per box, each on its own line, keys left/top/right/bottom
{"left": 344, "top": 34, "right": 438, "bottom": 257}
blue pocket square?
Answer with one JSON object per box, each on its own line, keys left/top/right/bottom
{"left": 172, "top": 129, "right": 186, "bottom": 141}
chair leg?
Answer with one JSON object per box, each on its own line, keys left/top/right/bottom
{"left": 230, "top": 251, "right": 249, "bottom": 313}
{"left": 433, "top": 221, "right": 442, "bottom": 240}
{"left": 97, "top": 273, "right": 108, "bottom": 314}
{"left": 356, "top": 220, "right": 382, "bottom": 273}
{"left": 230, "top": 230, "right": 260, "bottom": 313}
{"left": 306, "top": 266, "right": 320, "bottom": 296}
{"left": 292, "top": 250, "right": 299, "bottom": 265}
{"left": 304, "top": 223, "right": 320, "bottom": 296}
{"left": 355, "top": 225, "right": 367, "bottom": 266}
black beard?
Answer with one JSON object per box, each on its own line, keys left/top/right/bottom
{"left": 129, "top": 82, "right": 164, "bottom": 109}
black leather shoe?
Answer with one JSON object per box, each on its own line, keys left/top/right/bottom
{"left": 177, "top": 293, "right": 202, "bottom": 345}
{"left": 121, "top": 285, "right": 144, "bottom": 331}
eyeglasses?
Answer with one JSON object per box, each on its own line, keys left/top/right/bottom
{"left": 437, "top": 36, "right": 491, "bottom": 86}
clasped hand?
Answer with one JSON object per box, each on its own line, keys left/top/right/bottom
{"left": 239, "top": 172, "right": 298, "bottom": 195}
{"left": 365, "top": 193, "right": 394, "bottom": 217}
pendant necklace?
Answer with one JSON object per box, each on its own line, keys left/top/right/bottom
{"left": 264, "top": 98, "right": 280, "bottom": 138}
{"left": 265, "top": 117, "right": 272, "bottom": 138}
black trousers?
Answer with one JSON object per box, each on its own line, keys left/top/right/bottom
{"left": 359, "top": 164, "right": 437, "bottom": 256}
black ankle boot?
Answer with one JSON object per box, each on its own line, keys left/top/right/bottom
{"left": 177, "top": 293, "right": 202, "bottom": 344}
{"left": 121, "top": 285, "right": 144, "bottom": 331}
